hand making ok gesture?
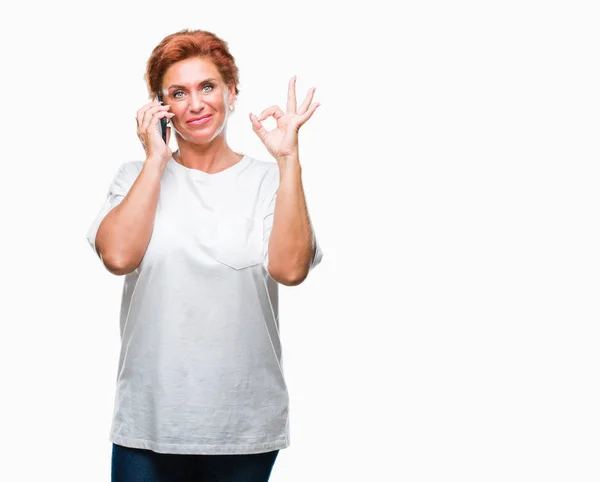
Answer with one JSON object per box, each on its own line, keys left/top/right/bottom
{"left": 249, "top": 76, "right": 320, "bottom": 162}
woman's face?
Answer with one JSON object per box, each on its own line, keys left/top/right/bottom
{"left": 161, "top": 56, "right": 236, "bottom": 144}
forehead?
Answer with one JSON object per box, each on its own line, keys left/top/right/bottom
{"left": 163, "top": 57, "right": 222, "bottom": 87}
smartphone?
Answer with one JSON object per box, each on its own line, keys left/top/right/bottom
{"left": 156, "top": 93, "right": 168, "bottom": 144}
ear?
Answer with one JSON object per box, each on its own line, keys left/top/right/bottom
{"left": 227, "top": 84, "right": 236, "bottom": 106}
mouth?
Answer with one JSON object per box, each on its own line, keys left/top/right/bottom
{"left": 187, "top": 115, "right": 212, "bottom": 125}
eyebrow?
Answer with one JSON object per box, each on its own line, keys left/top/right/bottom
{"left": 167, "top": 78, "right": 218, "bottom": 90}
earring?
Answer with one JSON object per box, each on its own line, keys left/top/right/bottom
{"left": 229, "top": 104, "right": 234, "bottom": 112}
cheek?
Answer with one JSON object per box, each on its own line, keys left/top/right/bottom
{"left": 171, "top": 106, "right": 185, "bottom": 116}
{"left": 170, "top": 108, "right": 186, "bottom": 124}
{"left": 210, "top": 93, "right": 227, "bottom": 107}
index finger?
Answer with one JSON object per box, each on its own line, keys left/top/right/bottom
{"left": 138, "top": 100, "right": 162, "bottom": 112}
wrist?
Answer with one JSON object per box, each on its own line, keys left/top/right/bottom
{"left": 277, "top": 157, "right": 302, "bottom": 176}
{"left": 143, "top": 158, "right": 167, "bottom": 176}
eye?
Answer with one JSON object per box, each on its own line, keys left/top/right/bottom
{"left": 171, "top": 84, "right": 214, "bottom": 99}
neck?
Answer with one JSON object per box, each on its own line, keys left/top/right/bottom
{"left": 174, "top": 135, "right": 241, "bottom": 173}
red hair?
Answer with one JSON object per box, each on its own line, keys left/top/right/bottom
{"left": 144, "top": 29, "right": 240, "bottom": 99}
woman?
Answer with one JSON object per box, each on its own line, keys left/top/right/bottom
{"left": 85, "top": 29, "right": 323, "bottom": 481}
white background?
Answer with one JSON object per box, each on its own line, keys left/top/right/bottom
{"left": 0, "top": 0, "right": 598, "bottom": 480}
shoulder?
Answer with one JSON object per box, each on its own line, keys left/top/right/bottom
{"left": 119, "top": 160, "right": 144, "bottom": 176}
{"left": 112, "top": 160, "right": 144, "bottom": 180}
{"left": 108, "top": 160, "right": 144, "bottom": 192}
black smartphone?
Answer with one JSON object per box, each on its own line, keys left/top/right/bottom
{"left": 156, "top": 93, "right": 168, "bottom": 144}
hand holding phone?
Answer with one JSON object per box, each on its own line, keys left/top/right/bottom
{"left": 135, "top": 94, "right": 174, "bottom": 169}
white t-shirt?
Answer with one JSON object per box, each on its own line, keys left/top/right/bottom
{"left": 86, "top": 154, "right": 323, "bottom": 455}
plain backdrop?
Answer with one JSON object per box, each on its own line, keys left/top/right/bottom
{"left": 0, "top": 0, "right": 598, "bottom": 481}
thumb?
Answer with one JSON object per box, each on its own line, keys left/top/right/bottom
{"left": 166, "top": 125, "right": 171, "bottom": 145}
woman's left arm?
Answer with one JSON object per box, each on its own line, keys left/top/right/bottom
{"left": 267, "top": 156, "right": 316, "bottom": 285}
{"left": 249, "top": 76, "right": 320, "bottom": 285}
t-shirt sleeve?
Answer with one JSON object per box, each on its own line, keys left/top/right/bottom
{"left": 261, "top": 175, "right": 323, "bottom": 277}
{"left": 85, "top": 161, "right": 143, "bottom": 260}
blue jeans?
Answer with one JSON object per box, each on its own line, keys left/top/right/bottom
{"left": 111, "top": 443, "right": 279, "bottom": 482}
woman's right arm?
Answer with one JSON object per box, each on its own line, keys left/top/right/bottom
{"left": 93, "top": 99, "right": 175, "bottom": 275}
{"left": 94, "top": 162, "right": 164, "bottom": 275}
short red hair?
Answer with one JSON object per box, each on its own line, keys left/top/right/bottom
{"left": 145, "top": 29, "right": 240, "bottom": 99}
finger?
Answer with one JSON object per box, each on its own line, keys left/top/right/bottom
{"left": 138, "top": 104, "right": 168, "bottom": 128}
{"left": 298, "top": 87, "right": 316, "bottom": 115}
{"left": 286, "top": 76, "right": 297, "bottom": 114}
{"left": 137, "top": 101, "right": 163, "bottom": 125}
{"left": 139, "top": 100, "right": 162, "bottom": 113}
{"left": 249, "top": 113, "right": 269, "bottom": 142}
{"left": 144, "top": 103, "right": 171, "bottom": 119}
{"left": 142, "top": 110, "right": 174, "bottom": 133}
{"left": 140, "top": 105, "right": 171, "bottom": 130}
{"left": 257, "top": 105, "right": 285, "bottom": 122}
{"left": 297, "top": 102, "right": 320, "bottom": 127}
{"left": 139, "top": 111, "right": 159, "bottom": 132}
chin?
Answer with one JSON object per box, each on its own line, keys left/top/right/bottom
{"left": 175, "top": 118, "right": 226, "bottom": 142}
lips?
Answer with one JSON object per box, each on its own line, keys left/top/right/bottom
{"left": 187, "top": 115, "right": 212, "bottom": 124}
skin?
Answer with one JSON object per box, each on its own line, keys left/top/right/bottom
{"left": 160, "top": 56, "right": 240, "bottom": 173}
{"left": 249, "top": 75, "right": 319, "bottom": 162}
{"left": 159, "top": 56, "right": 321, "bottom": 283}
{"left": 159, "top": 56, "right": 320, "bottom": 171}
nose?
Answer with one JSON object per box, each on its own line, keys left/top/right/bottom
{"left": 188, "top": 91, "right": 205, "bottom": 112}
